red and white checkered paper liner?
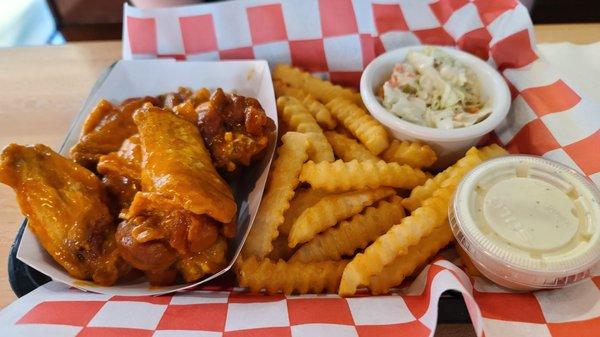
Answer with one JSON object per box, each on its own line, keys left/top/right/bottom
{"left": 2, "top": 1, "right": 599, "bottom": 336}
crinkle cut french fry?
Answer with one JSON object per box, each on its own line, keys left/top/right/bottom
{"left": 277, "top": 96, "right": 334, "bottom": 162}
{"left": 324, "top": 131, "right": 380, "bottom": 162}
{"left": 402, "top": 144, "right": 507, "bottom": 211}
{"left": 290, "top": 196, "right": 405, "bottom": 263}
{"left": 300, "top": 159, "right": 428, "bottom": 192}
{"left": 280, "top": 188, "right": 330, "bottom": 236}
{"left": 326, "top": 97, "right": 389, "bottom": 155}
{"left": 288, "top": 188, "right": 395, "bottom": 247}
{"left": 273, "top": 64, "right": 361, "bottom": 105}
{"left": 338, "top": 147, "right": 487, "bottom": 296}
{"left": 369, "top": 223, "right": 453, "bottom": 294}
{"left": 236, "top": 256, "right": 348, "bottom": 294}
{"left": 273, "top": 81, "right": 337, "bottom": 130}
{"left": 242, "top": 132, "right": 309, "bottom": 258}
{"left": 177, "top": 237, "right": 227, "bottom": 282}
{"left": 381, "top": 140, "right": 437, "bottom": 169}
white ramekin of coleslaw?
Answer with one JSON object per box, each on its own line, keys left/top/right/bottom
{"left": 361, "top": 45, "right": 510, "bottom": 167}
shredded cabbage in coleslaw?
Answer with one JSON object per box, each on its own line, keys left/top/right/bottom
{"left": 380, "top": 47, "right": 491, "bottom": 129}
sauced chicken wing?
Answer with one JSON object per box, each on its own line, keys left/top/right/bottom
{"left": 197, "top": 88, "right": 276, "bottom": 172}
{"left": 117, "top": 106, "right": 235, "bottom": 283}
{"left": 177, "top": 237, "right": 228, "bottom": 282}
{"left": 133, "top": 105, "right": 237, "bottom": 223}
{"left": 70, "top": 97, "right": 155, "bottom": 169}
{"left": 0, "top": 144, "right": 126, "bottom": 285}
{"left": 97, "top": 134, "right": 142, "bottom": 210}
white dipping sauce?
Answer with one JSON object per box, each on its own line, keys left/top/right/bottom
{"left": 450, "top": 155, "right": 600, "bottom": 290}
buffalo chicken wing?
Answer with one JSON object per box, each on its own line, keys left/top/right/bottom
{"left": 0, "top": 144, "right": 125, "bottom": 285}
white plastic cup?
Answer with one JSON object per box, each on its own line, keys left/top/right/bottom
{"left": 449, "top": 155, "right": 600, "bottom": 290}
{"left": 360, "top": 46, "right": 511, "bottom": 168}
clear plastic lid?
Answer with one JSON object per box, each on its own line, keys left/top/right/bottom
{"left": 449, "top": 155, "right": 600, "bottom": 290}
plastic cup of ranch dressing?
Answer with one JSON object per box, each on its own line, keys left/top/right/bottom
{"left": 449, "top": 155, "right": 600, "bottom": 290}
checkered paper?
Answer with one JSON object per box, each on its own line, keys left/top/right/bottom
{"left": 1, "top": 261, "right": 598, "bottom": 337}
{"left": 121, "top": 0, "right": 600, "bottom": 184}
{"left": 2, "top": 1, "right": 599, "bottom": 337}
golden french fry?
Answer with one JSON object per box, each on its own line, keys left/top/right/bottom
{"left": 381, "top": 140, "right": 437, "bottom": 169}
{"left": 324, "top": 131, "right": 380, "bottom": 162}
{"left": 236, "top": 256, "right": 348, "bottom": 294}
{"left": 277, "top": 96, "right": 334, "bottom": 162}
{"left": 242, "top": 132, "right": 309, "bottom": 258}
{"left": 402, "top": 144, "right": 507, "bottom": 211}
{"left": 369, "top": 223, "right": 453, "bottom": 294}
{"left": 273, "top": 64, "right": 362, "bottom": 105}
{"left": 273, "top": 81, "right": 337, "bottom": 130}
{"left": 338, "top": 147, "right": 489, "bottom": 296}
{"left": 267, "top": 236, "right": 297, "bottom": 261}
{"left": 288, "top": 188, "right": 395, "bottom": 247}
{"left": 177, "top": 237, "right": 227, "bottom": 282}
{"left": 326, "top": 97, "right": 389, "bottom": 155}
{"left": 290, "top": 196, "right": 405, "bottom": 263}
{"left": 280, "top": 188, "right": 330, "bottom": 236}
{"left": 300, "top": 159, "right": 428, "bottom": 192}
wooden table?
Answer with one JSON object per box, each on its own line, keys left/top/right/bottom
{"left": 0, "top": 22, "right": 599, "bottom": 336}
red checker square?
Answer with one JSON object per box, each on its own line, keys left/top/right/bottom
{"left": 473, "top": 0, "right": 519, "bottom": 25}
{"left": 372, "top": 4, "right": 408, "bottom": 34}
{"left": 360, "top": 34, "right": 376, "bottom": 68}
{"left": 521, "top": 80, "right": 581, "bottom": 117}
{"left": 77, "top": 327, "right": 152, "bottom": 337}
{"left": 319, "top": 0, "right": 358, "bottom": 37}
{"left": 223, "top": 327, "right": 292, "bottom": 337}
{"left": 593, "top": 276, "right": 600, "bottom": 289}
{"left": 110, "top": 295, "right": 172, "bottom": 305}
{"left": 564, "top": 130, "right": 600, "bottom": 176}
{"left": 127, "top": 17, "right": 157, "bottom": 54}
{"left": 179, "top": 14, "right": 218, "bottom": 54}
{"left": 289, "top": 39, "right": 328, "bottom": 72}
{"left": 413, "top": 27, "right": 455, "bottom": 46}
{"left": 329, "top": 72, "right": 362, "bottom": 89}
{"left": 457, "top": 27, "right": 492, "bottom": 60}
{"left": 17, "top": 301, "right": 105, "bottom": 326}
{"left": 491, "top": 29, "right": 538, "bottom": 70}
{"left": 219, "top": 47, "right": 255, "bottom": 60}
{"left": 548, "top": 316, "right": 600, "bottom": 337}
{"left": 474, "top": 290, "right": 546, "bottom": 323}
{"left": 429, "top": 0, "right": 469, "bottom": 24}
{"left": 287, "top": 298, "right": 354, "bottom": 325}
{"left": 228, "top": 293, "right": 286, "bottom": 303}
{"left": 157, "top": 303, "right": 227, "bottom": 331}
{"left": 355, "top": 320, "right": 430, "bottom": 337}
{"left": 506, "top": 119, "right": 560, "bottom": 156}
{"left": 247, "top": 4, "right": 288, "bottom": 44}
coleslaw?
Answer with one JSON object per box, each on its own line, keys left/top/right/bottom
{"left": 380, "top": 47, "right": 491, "bottom": 129}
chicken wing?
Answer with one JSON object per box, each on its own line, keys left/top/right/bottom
{"left": 97, "top": 134, "right": 142, "bottom": 209}
{"left": 70, "top": 97, "right": 154, "bottom": 169}
{"left": 0, "top": 144, "right": 125, "bottom": 285}
{"left": 117, "top": 106, "right": 236, "bottom": 283}
{"left": 133, "top": 105, "right": 237, "bottom": 223}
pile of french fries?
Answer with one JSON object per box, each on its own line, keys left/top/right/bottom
{"left": 236, "top": 64, "right": 508, "bottom": 296}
